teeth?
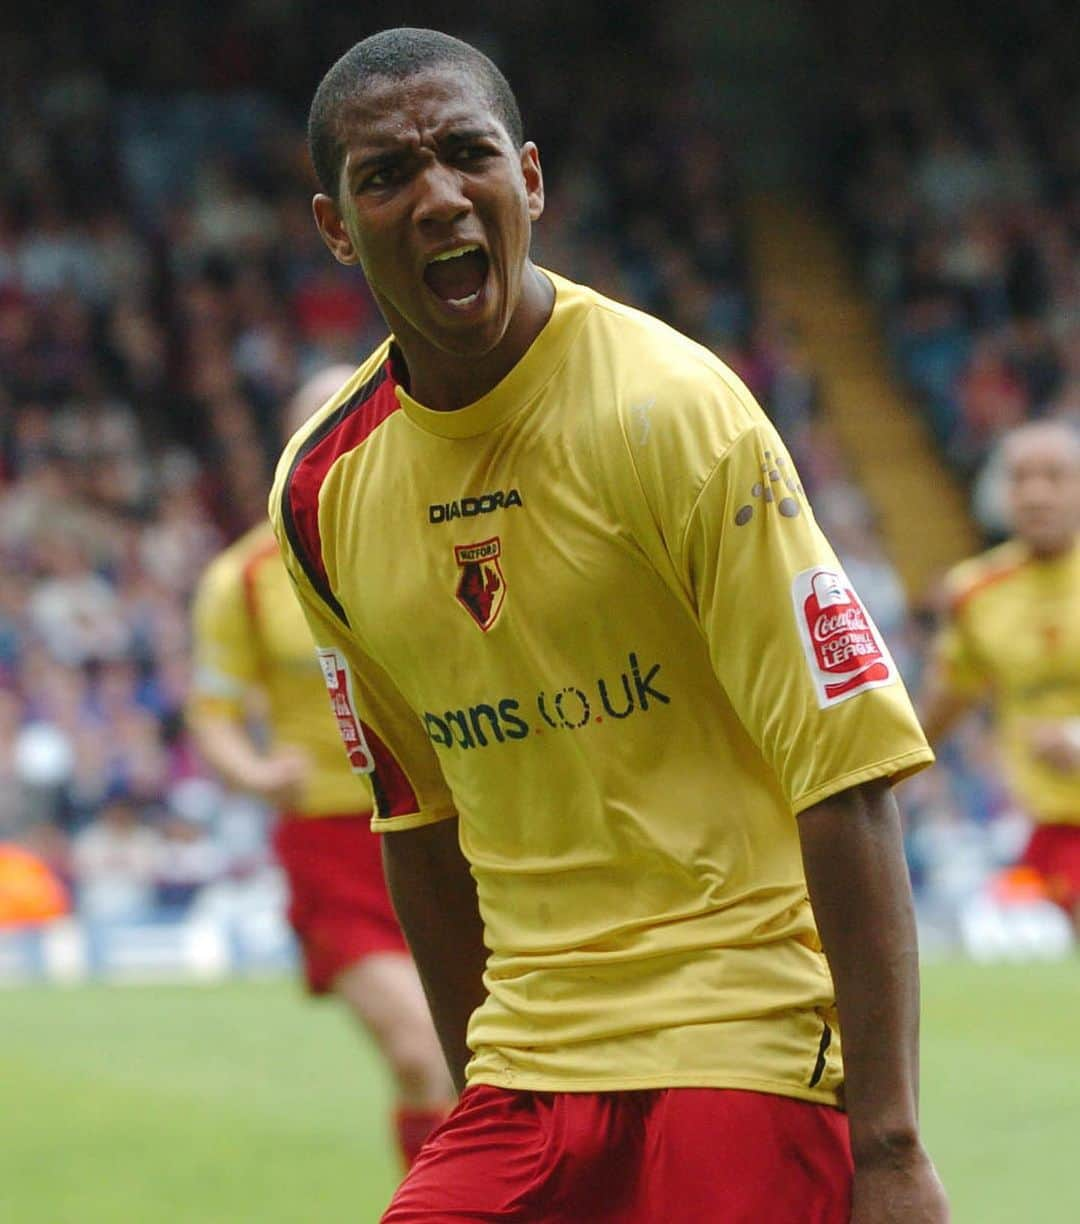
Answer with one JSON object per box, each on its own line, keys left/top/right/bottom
{"left": 429, "top": 244, "right": 480, "bottom": 264}
{"left": 448, "top": 292, "right": 480, "bottom": 307}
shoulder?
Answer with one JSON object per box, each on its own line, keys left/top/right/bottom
{"left": 237, "top": 522, "right": 281, "bottom": 576}
{"left": 272, "top": 345, "right": 393, "bottom": 507}
{"left": 196, "top": 522, "right": 274, "bottom": 594}
{"left": 944, "top": 540, "right": 1030, "bottom": 616}
{"left": 552, "top": 273, "right": 762, "bottom": 463}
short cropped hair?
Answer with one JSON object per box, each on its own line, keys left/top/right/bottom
{"left": 1003, "top": 419, "right": 1080, "bottom": 468}
{"left": 308, "top": 27, "right": 525, "bottom": 199}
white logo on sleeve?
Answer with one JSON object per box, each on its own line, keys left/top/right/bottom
{"left": 791, "top": 567, "right": 897, "bottom": 708}
{"left": 631, "top": 398, "right": 654, "bottom": 446}
{"left": 315, "top": 646, "right": 375, "bottom": 774}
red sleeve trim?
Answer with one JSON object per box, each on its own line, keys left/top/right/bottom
{"left": 361, "top": 720, "right": 421, "bottom": 819}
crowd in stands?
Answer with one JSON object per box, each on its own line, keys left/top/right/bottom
{"left": 0, "top": 2, "right": 1048, "bottom": 935}
{"left": 834, "top": 14, "right": 1078, "bottom": 537}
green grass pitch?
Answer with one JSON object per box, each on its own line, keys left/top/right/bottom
{"left": 2, "top": 959, "right": 1077, "bottom": 1222}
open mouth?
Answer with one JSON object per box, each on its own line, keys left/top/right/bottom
{"left": 423, "top": 244, "right": 490, "bottom": 309}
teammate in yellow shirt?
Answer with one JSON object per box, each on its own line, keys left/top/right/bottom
{"left": 921, "top": 420, "right": 1080, "bottom": 924}
{"left": 189, "top": 368, "right": 453, "bottom": 1170}
{"left": 271, "top": 28, "right": 947, "bottom": 1222}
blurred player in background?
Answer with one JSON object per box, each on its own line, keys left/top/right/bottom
{"left": 921, "top": 421, "right": 1080, "bottom": 929}
{"left": 188, "top": 367, "right": 453, "bottom": 1170}
{"left": 272, "top": 28, "right": 948, "bottom": 1223}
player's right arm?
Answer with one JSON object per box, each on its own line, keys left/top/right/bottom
{"left": 270, "top": 489, "right": 483, "bottom": 1089}
{"left": 381, "top": 819, "right": 488, "bottom": 1092}
{"left": 188, "top": 715, "right": 310, "bottom": 808}
{"left": 187, "top": 550, "right": 309, "bottom": 808}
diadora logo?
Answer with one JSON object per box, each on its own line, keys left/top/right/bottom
{"left": 429, "top": 488, "right": 523, "bottom": 524}
{"left": 422, "top": 651, "right": 670, "bottom": 750}
{"left": 455, "top": 537, "right": 506, "bottom": 631}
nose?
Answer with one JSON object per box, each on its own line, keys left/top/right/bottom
{"left": 413, "top": 160, "right": 471, "bottom": 228}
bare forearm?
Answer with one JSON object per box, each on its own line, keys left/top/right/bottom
{"left": 917, "top": 669, "right": 972, "bottom": 745}
{"left": 382, "top": 819, "right": 488, "bottom": 1092}
{"left": 188, "top": 714, "right": 269, "bottom": 793}
{"left": 799, "top": 779, "right": 921, "bottom": 1162}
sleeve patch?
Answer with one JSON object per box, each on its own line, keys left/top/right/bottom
{"left": 791, "top": 567, "right": 897, "bottom": 709}
{"left": 316, "top": 646, "right": 375, "bottom": 774}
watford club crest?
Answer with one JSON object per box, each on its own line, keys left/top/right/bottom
{"left": 454, "top": 537, "right": 506, "bottom": 631}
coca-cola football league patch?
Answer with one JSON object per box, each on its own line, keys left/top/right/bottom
{"left": 791, "top": 567, "right": 896, "bottom": 708}
{"left": 316, "top": 646, "right": 375, "bottom": 773}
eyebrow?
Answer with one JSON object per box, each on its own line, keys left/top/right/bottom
{"left": 348, "top": 150, "right": 408, "bottom": 180}
{"left": 347, "top": 124, "right": 502, "bottom": 181}
{"left": 439, "top": 126, "right": 501, "bottom": 146}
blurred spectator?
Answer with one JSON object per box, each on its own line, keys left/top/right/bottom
{"left": 28, "top": 533, "right": 132, "bottom": 665}
{"left": 153, "top": 805, "right": 227, "bottom": 917}
{"left": 836, "top": 17, "right": 1077, "bottom": 480}
{"left": 71, "top": 794, "right": 161, "bottom": 922}
{"left": 0, "top": 690, "right": 24, "bottom": 836}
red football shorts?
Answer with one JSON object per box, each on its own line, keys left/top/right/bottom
{"left": 1020, "top": 822, "right": 1080, "bottom": 911}
{"left": 381, "top": 1083, "right": 853, "bottom": 1223}
{"left": 272, "top": 814, "right": 407, "bottom": 994}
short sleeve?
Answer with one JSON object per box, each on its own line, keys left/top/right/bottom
{"left": 189, "top": 555, "right": 260, "bottom": 722}
{"left": 932, "top": 597, "right": 990, "bottom": 700}
{"left": 274, "top": 525, "right": 457, "bottom": 834}
{"left": 680, "top": 421, "right": 933, "bottom": 812}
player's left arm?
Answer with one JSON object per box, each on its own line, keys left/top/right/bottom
{"left": 633, "top": 393, "right": 945, "bottom": 1218}
{"left": 668, "top": 414, "right": 934, "bottom": 807}
{"left": 917, "top": 658, "right": 977, "bottom": 746}
{"left": 799, "top": 779, "right": 949, "bottom": 1223}
{"left": 918, "top": 590, "right": 987, "bottom": 744}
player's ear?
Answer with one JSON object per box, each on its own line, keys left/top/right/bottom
{"left": 312, "top": 194, "right": 362, "bottom": 267}
{"left": 520, "top": 142, "right": 544, "bottom": 222}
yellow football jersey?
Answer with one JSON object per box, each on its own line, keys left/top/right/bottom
{"left": 189, "top": 522, "right": 373, "bottom": 816}
{"left": 936, "top": 539, "right": 1080, "bottom": 823}
{"left": 269, "top": 271, "right": 932, "bottom": 1101}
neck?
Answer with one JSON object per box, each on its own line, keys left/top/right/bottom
{"left": 396, "top": 264, "right": 554, "bottom": 412}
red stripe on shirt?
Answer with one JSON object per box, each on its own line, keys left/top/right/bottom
{"left": 949, "top": 558, "right": 1028, "bottom": 617}
{"left": 361, "top": 719, "right": 420, "bottom": 819}
{"left": 281, "top": 363, "right": 396, "bottom": 625}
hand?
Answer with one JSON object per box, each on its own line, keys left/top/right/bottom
{"left": 851, "top": 1143, "right": 949, "bottom": 1223}
{"left": 1027, "top": 721, "right": 1080, "bottom": 774}
{"left": 250, "top": 746, "right": 310, "bottom": 807}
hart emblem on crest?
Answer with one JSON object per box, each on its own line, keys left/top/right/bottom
{"left": 454, "top": 537, "right": 506, "bottom": 631}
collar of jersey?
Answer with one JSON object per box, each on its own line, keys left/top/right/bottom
{"left": 392, "top": 270, "right": 583, "bottom": 439}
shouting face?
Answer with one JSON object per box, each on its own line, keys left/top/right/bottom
{"left": 313, "top": 67, "right": 546, "bottom": 372}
